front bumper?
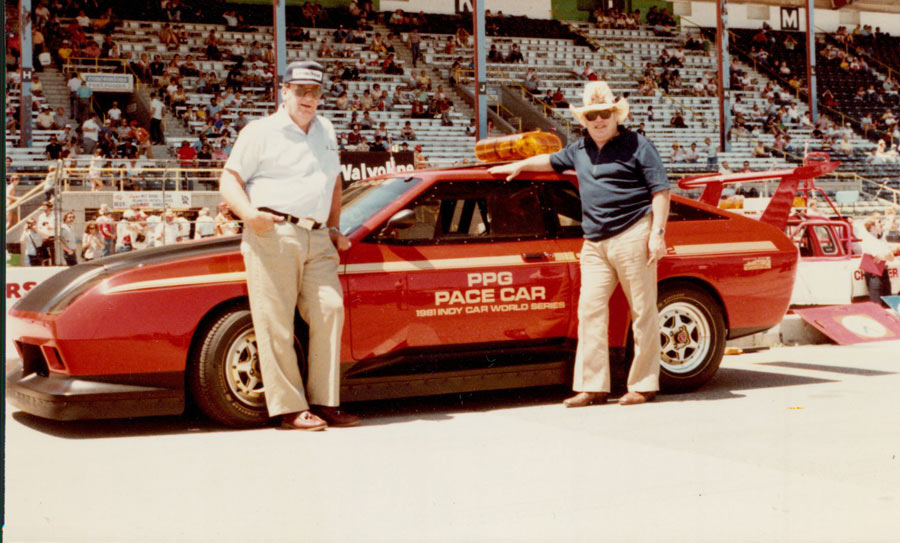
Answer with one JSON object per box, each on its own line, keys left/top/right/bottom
{"left": 6, "top": 360, "right": 185, "bottom": 421}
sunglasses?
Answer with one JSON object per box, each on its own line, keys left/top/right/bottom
{"left": 584, "top": 109, "right": 615, "bottom": 121}
{"left": 287, "top": 84, "right": 323, "bottom": 99}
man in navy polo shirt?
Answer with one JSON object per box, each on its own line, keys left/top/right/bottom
{"left": 490, "top": 81, "right": 670, "bottom": 406}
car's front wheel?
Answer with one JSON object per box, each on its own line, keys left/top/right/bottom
{"left": 657, "top": 284, "right": 726, "bottom": 392}
{"left": 189, "top": 308, "right": 306, "bottom": 427}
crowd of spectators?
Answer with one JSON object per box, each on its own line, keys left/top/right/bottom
{"left": 17, "top": 198, "right": 242, "bottom": 266}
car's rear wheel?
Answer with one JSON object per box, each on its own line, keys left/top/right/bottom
{"left": 189, "top": 308, "right": 306, "bottom": 427}
{"left": 657, "top": 284, "right": 726, "bottom": 392}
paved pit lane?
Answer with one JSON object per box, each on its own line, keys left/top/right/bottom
{"left": 5, "top": 341, "right": 900, "bottom": 543}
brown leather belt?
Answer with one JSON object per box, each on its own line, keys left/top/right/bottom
{"left": 258, "top": 207, "right": 323, "bottom": 230}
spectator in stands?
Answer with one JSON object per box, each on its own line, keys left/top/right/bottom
{"left": 410, "top": 99, "right": 428, "bottom": 119}
{"left": 550, "top": 88, "right": 569, "bottom": 108}
{"left": 36, "top": 106, "right": 55, "bottom": 130}
{"left": 860, "top": 215, "right": 897, "bottom": 307}
{"left": 753, "top": 141, "right": 770, "bottom": 158}
{"left": 48, "top": 105, "right": 65, "bottom": 129}
{"left": 400, "top": 121, "right": 417, "bottom": 141}
{"left": 87, "top": 148, "right": 105, "bottom": 191}
{"left": 74, "top": 79, "right": 92, "bottom": 122}
{"left": 860, "top": 113, "right": 876, "bottom": 136}
{"left": 149, "top": 92, "right": 165, "bottom": 145}
{"left": 414, "top": 144, "right": 427, "bottom": 169}
{"left": 871, "top": 139, "right": 899, "bottom": 164}
{"left": 487, "top": 44, "right": 503, "bottom": 63}
{"left": 177, "top": 140, "right": 197, "bottom": 168}
{"left": 82, "top": 113, "right": 101, "bottom": 154}
{"left": 369, "top": 135, "right": 387, "bottom": 152}
{"left": 215, "top": 202, "right": 239, "bottom": 236}
{"left": 35, "top": 201, "right": 55, "bottom": 263}
{"left": 408, "top": 28, "right": 422, "bottom": 68}
{"left": 155, "top": 211, "right": 182, "bottom": 245}
{"left": 45, "top": 134, "right": 63, "bottom": 160}
{"left": 669, "top": 110, "right": 687, "bottom": 128}
{"left": 115, "top": 210, "right": 136, "bottom": 253}
{"left": 22, "top": 219, "right": 44, "bottom": 267}
{"left": 103, "top": 102, "right": 122, "bottom": 125}
{"left": 507, "top": 44, "right": 524, "bottom": 64}
{"left": 439, "top": 98, "right": 454, "bottom": 126}
{"left": 838, "top": 135, "right": 854, "bottom": 156}
{"left": 684, "top": 143, "right": 700, "bottom": 163}
{"left": 191, "top": 208, "right": 215, "bottom": 240}
{"left": 57, "top": 211, "right": 77, "bottom": 265}
{"left": 719, "top": 160, "right": 733, "bottom": 174}
{"left": 79, "top": 221, "right": 102, "bottom": 261}
{"left": 670, "top": 142, "right": 687, "bottom": 162}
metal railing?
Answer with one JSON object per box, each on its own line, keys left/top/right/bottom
{"left": 456, "top": 67, "right": 576, "bottom": 140}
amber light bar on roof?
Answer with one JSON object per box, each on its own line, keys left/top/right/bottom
{"left": 474, "top": 130, "right": 562, "bottom": 162}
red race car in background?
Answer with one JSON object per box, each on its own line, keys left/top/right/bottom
{"left": 7, "top": 134, "right": 833, "bottom": 427}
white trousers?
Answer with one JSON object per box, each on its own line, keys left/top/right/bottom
{"left": 241, "top": 222, "right": 344, "bottom": 416}
{"left": 573, "top": 214, "right": 661, "bottom": 393}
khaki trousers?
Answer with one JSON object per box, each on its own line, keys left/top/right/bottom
{"left": 241, "top": 222, "right": 343, "bottom": 417}
{"left": 573, "top": 214, "right": 660, "bottom": 393}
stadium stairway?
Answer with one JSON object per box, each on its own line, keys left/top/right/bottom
{"left": 375, "top": 22, "right": 476, "bottom": 128}
{"left": 36, "top": 66, "right": 72, "bottom": 120}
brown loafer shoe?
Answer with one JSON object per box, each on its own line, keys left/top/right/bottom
{"left": 563, "top": 391, "right": 609, "bottom": 408}
{"left": 618, "top": 391, "right": 657, "bottom": 405}
{"left": 310, "top": 405, "right": 360, "bottom": 427}
{"left": 281, "top": 410, "right": 327, "bottom": 431}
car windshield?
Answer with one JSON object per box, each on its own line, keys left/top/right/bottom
{"left": 340, "top": 176, "right": 422, "bottom": 234}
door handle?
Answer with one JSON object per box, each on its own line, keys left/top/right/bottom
{"left": 521, "top": 252, "right": 550, "bottom": 262}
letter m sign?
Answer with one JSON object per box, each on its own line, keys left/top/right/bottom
{"left": 781, "top": 7, "right": 799, "bottom": 31}
{"left": 456, "top": 0, "right": 474, "bottom": 14}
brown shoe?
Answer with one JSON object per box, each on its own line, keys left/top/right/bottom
{"left": 618, "top": 391, "right": 657, "bottom": 405}
{"left": 310, "top": 405, "right": 360, "bottom": 427}
{"left": 280, "top": 410, "right": 327, "bottom": 431}
{"left": 563, "top": 391, "right": 609, "bottom": 408}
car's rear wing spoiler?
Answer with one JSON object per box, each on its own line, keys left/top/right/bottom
{"left": 677, "top": 153, "right": 841, "bottom": 231}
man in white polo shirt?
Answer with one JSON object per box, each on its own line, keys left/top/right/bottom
{"left": 219, "top": 60, "right": 358, "bottom": 431}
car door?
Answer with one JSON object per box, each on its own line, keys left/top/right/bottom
{"left": 345, "top": 178, "right": 576, "bottom": 360}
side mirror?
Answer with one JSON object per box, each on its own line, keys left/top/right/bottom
{"left": 383, "top": 209, "right": 416, "bottom": 233}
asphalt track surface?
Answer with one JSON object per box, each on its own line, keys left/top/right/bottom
{"left": 5, "top": 341, "right": 900, "bottom": 542}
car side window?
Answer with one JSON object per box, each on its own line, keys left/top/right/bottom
{"left": 542, "top": 182, "right": 583, "bottom": 238}
{"left": 796, "top": 227, "right": 814, "bottom": 257}
{"left": 370, "top": 180, "right": 549, "bottom": 244}
{"left": 813, "top": 225, "right": 838, "bottom": 255}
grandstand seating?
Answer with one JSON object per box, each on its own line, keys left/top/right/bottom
{"left": 6, "top": 3, "right": 900, "bottom": 219}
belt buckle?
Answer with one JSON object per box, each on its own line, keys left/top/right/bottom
{"left": 297, "top": 217, "right": 316, "bottom": 230}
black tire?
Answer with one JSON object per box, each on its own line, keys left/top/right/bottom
{"left": 188, "top": 308, "right": 307, "bottom": 428}
{"left": 657, "top": 284, "right": 726, "bottom": 392}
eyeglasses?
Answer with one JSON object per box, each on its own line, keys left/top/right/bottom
{"left": 584, "top": 109, "right": 614, "bottom": 122}
{"left": 287, "top": 84, "right": 323, "bottom": 99}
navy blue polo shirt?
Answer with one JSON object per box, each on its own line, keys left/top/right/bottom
{"left": 550, "top": 128, "right": 669, "bottom": 241}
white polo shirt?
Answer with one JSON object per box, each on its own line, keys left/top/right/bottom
{"left": 224, "top": 107, "right": 340, "bottom": 223}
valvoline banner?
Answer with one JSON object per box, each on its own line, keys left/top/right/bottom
{"left": 339, "top": 151, "right": 415, "bottom": 183}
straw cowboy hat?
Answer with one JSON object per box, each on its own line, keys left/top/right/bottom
{"left": 569, "top": 81, "right": 630, "bottom": 126}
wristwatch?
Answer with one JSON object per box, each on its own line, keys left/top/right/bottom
{"left": 328, "top": 225, "right": 341, "bottom": 234}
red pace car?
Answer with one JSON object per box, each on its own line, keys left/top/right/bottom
{"left": 7, "top": 135, "right": 829, "bottom": 428}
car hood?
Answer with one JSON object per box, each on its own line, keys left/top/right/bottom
{"left": 13, "top": 236, "right": 241, "bottom": 314}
